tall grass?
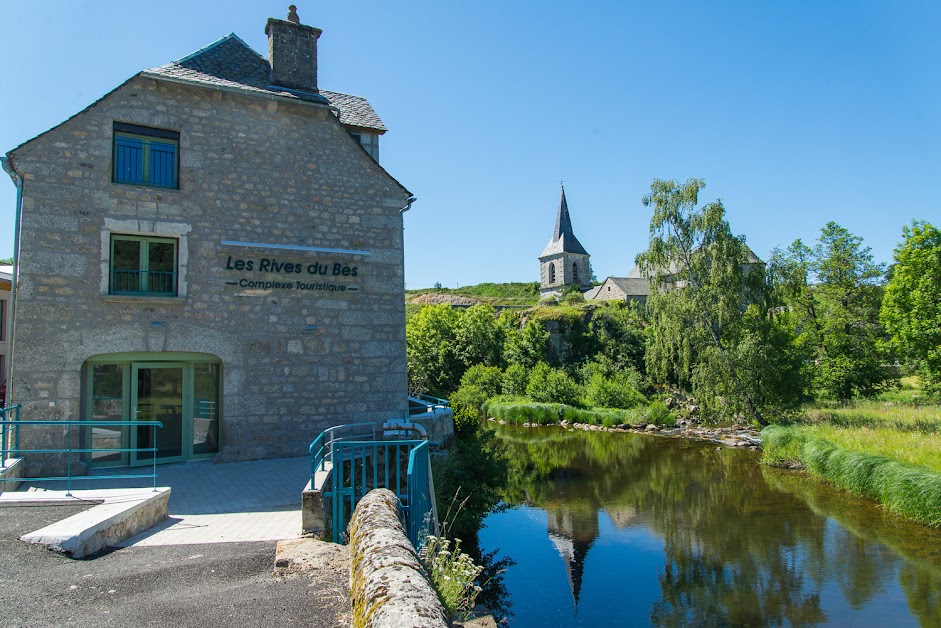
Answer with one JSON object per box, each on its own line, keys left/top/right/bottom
{"left": 762, "top": 425, "right": 941, "bottom": 528}
{"left": 482, "top": 399, "right": 675, "bottom": 428}
{"left": 801, "top": 401, "right": 941, "bottom": 434}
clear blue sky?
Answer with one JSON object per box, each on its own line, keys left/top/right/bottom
{"left": 2, "top": 1, "right": 939, "bottom": 287}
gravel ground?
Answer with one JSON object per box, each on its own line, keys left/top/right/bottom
{"left": 0, "top": 503, "right": 350, "bottom": 627}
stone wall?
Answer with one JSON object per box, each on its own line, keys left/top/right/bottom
{"left": 8, "top": 75, "right": 411, "bottom": 470}
{"left": 348, "top": 489, "right": 447, "bottom": 628}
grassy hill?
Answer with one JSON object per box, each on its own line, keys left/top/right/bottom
{"left": 406, "top": 282, "right": 541, "bottom": 306}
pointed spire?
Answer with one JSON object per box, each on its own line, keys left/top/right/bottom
{"left": 553, "top": 185, "right": 573, "bottom": 242}
{"left": 541, "top": 184, "right": 588, "bottom": 257}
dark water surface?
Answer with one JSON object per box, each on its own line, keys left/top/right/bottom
{"left": 479, "top": 425, "right": 941, "bottom": 627}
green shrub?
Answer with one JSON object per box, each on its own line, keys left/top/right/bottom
{"left": 449, "top": 385, "right": 488, "bottom": 437}
{"left": 526, "top": 362, "right": 581, "bottom": 406}
{"left": 642, "top": 400, "right": 675, "bottom": 426}
{"left": 562, "top": 286, "right": 585, "bottom": 305}
{"left": 584, "top": 372, "right": 648, "bottom": 409}
{"left": 460, "top": 364, "right": 503, "bottom": 398}
{"left": 501, "top": 363, "right": 530, "bottom": 397}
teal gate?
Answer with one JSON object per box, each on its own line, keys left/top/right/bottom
{"left": 310, "top": 424, "right": 438, "bottom": 547}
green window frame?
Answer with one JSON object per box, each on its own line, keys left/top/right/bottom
{"left": 110, "top": 234, "right": 179, "bottom": 296}
{"left": 112, "top": 122, "right": 179, "bottom": 189}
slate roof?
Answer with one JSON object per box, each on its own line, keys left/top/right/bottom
{"left": 145, "top": 33, "right": 387, "bottom": 132}
{"left": 583, "top": 285, "right": 603, "bottom": 300}
{"left": 610, "top": 276, "right": 650, "bottom": 296}
{"left": 540, "top": 187, "right": 589, "bottom": 258}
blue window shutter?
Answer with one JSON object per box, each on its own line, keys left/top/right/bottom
{"left": 149, "top": 141, "right": 177, "bottom": 188}
{"left": 115, "top": 136, "right": 144, "bottom": 184}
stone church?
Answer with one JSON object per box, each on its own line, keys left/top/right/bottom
{"left": 538, "top": 186, "right": 591, "bottom": 297}
{"left": 539, "top": 187, "right": 762, "bottom": 304}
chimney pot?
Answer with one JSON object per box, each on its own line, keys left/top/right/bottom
{"left": 287, "top": 5, "right": 300, "bottom": 23}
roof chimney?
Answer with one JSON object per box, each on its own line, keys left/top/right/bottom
{"left": 265, "top": 5, "right": 322, "bottom": 93}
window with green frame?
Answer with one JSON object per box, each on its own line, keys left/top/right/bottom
{"left": 113, "top": 122, "right": 179, "bottom": 189}
{"left": 110, "top": 234, "right": 178, "bottom": 296}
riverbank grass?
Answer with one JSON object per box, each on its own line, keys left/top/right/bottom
{"left": 762, "top": 398, "right": 941, "bottom": 527}
{"left": 482, "top": 399, "right": 675, "bottom": 428}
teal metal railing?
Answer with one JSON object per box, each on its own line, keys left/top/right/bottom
{"left": 0, "top": 405, "right": 163, "bottom": 495}
{"left": 310, "top": 422, "right": 438, "bottom": 547}
{"left": 408, "top": 392, "right": 450, "bottom": 407}
{"left": 407, "top": 392, "right": 450, "bottom": 417}
{"left": 309, "top": 422, "right": 383, "bottom": 481}
{"left": 406, "top": 441, "right": 435, "bottom": 546}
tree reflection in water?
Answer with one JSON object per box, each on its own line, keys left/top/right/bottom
{"left": 488, "top": 425, "right": 940, "bottom": 626}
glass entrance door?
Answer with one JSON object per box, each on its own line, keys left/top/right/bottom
{"left": 131, "top": 363, "right": 187, "bottom": 465}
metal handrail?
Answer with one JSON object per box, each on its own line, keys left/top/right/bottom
{"left": 1, "top": 406, "right": 163, "bottom": 495}
{"left": 406, "top": 440, "right": 438, "bottom": 547}
{"left": 309, "top": 422, "right": 383, "bottom": 482}
{"left": 408, "top": 392, "right": 451, "bottom": 407}
{"left": 309, "top": 420, "right": 439, "bottom": 547}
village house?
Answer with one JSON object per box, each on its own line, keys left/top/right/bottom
{"left": 2, "top": 7, "right": 413, "bottom": 472}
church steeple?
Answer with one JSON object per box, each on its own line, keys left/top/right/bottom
{"left": 539, "top": 185, "right": 591, "bottom": 296}
{"left": 545, "top": 186, "right": 589, "bottom": 256}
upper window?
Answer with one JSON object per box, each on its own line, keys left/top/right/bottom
{"left": 113, "top": 122, "right": 179, "bottom": 189}
{"left": 110, "top": 235, "right": 178, "bottom": 296}
{"left": 573, "top": 263, "right": 579, "bottom": 283}
{"left": 549, "top": 263, "right": 556, "bottom": 284}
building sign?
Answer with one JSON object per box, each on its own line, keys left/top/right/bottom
{"left": 224, "top": 256, "right": 361, "bottom": 294}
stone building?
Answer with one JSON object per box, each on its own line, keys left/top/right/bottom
{"left": 588, "top": 247, "right": 763, "bottom": 304}
{"left": 583, "top": 276, "right": 649, "bottom": 304}
{"left": 2, "top": 8, "right": 413, "bottom": 471}
{"left": 539, "top": 186, "right": 591, "bottom": 297}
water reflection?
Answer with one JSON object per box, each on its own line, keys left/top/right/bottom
{"left": 481, "top": 425, "right": 940, "bottom": 626}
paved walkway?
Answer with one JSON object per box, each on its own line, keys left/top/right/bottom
{"left": 20, "top": 455, "right": 310, "bottom": 547}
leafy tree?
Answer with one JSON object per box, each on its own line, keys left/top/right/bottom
{"left": 459, "top": 364, "right": 503, "bottom": 398}
{"left": 406, "top": 305, "right": 462, "bottom": 396}
{"left": 772, "top": 222, "right": 892, "bottom": 400}
{"left": 455, "top": 304, "right": 504, "bottom": 369}
{"left": 881, "top": 221, "right": 941, "bottom": 397}
{"left": 406, "top": 304, "right": 504, "bottom": 397}
{"left": 637, "top": 178, "right": 800, "bottom": 424}
{"left": 503, "top": 318, "right": 549, "bottom": 368}
{"left": 587, "top": 302, "right": 646, "bottom": 374}
{"left": 501, "top": 363, "right": 530, "bottom": 397}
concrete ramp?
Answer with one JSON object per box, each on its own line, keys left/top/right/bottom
{"left": 0, "top": 487, "right": 170, "bottom": 558}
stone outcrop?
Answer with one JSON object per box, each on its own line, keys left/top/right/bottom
{"left": 348, "top": 489, "right": 447, "bottom": 628}
{"left": 410, "top": 293, "right": 481, "bottom": 306}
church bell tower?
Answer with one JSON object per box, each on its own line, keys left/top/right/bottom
{"left": 539, "top": 186, "right": 591, "bottom": 297}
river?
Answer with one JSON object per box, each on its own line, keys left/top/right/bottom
{"left": 477, "top": 425, "right": 941, "bottom": 626}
